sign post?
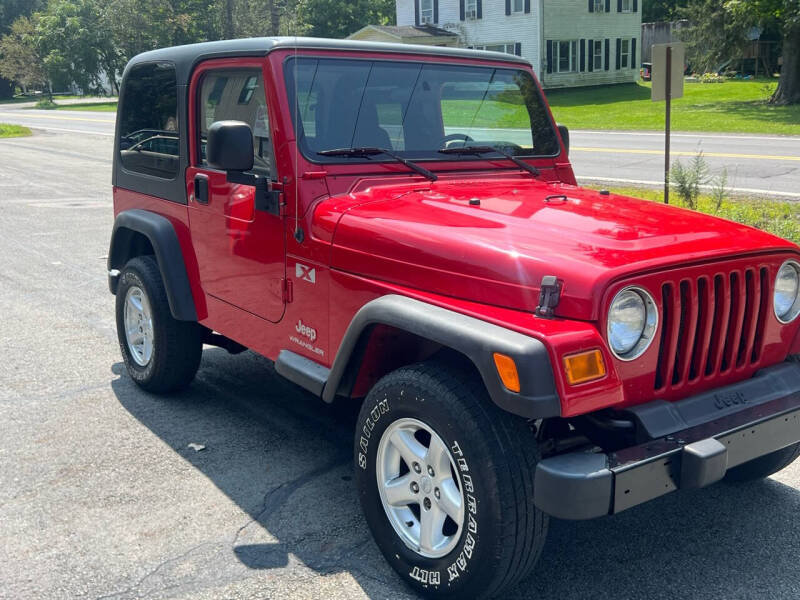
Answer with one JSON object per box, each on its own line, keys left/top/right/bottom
{"left": 651, "top": 43, "right": 685, "bottom": 205}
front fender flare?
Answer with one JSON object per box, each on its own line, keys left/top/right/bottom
{"left": 323, "top": 295, "right": 561, "bottom": 419}
{"left": 108, "top": 209, "right": 198, "bottom": 321}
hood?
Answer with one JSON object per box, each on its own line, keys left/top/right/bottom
{"left": 328, "top": 177, "right": 798, "bottom": 320}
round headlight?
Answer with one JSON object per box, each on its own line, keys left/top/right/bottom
{"left": 774, "top": 261, "right": 800, "bottom": 323}
{"left": 607, "top": 287, "right": 658, "bottom": 361}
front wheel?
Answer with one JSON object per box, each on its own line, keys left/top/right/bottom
{"left": 354, "top": 359, "right": 547, "bottom": 599}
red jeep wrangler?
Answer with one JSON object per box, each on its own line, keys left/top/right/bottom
{"left": 109, "top": 38, "right": 800, "bottom": 599}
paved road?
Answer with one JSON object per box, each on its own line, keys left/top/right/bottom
{"left": 3, "top": 131, "right": 800, "bottom": 600}
{"left": 1, "top": 104, "right": 798, "bottom": 197}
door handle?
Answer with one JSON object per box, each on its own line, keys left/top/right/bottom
{"left": 194, "top": 174, "right": 209, "bottom": 204}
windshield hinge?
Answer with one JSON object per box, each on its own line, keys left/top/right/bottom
{"left": 535, "top": 276, "right": 562, "bottom": 319}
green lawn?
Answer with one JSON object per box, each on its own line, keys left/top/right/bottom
{"left": 589, "top": 184, "right": 800, "bottom": 244}
{"left": 55, "top": 101, "right": 118, "bottom": 112}
{"left": 0, "top": 94, "right": 85, "bottom": 105}
{"left": 0, "top": 123, "right": 32, "bottom": 138}
{"left": 546, "top": 79, "right": 800, "bottom": 135}
{"left": 441, "top": 79, "right": 799, "bottom": 135}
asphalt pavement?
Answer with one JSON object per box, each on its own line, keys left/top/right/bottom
{"left": 2, "top": 129, "right": 800, "bottom": 600}
{"left": 0, "top": 104, "right": 798, "bottom": 197}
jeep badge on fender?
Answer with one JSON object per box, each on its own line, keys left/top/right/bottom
{"left": 108, "top": 37, "right": 800, "bottom": 599}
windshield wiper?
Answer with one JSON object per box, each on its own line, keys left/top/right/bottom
{"left": 317, "top": 147, "right": 437, "bottom": 182}
{"left": 438, "top": 145, "right": 540, "bottom": 178}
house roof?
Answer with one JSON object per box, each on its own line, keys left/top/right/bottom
{"left": 124, "top": 36, "right": 526, "bottom": 84}
{"left": 355, "top": 25, "right": 459, "bottom": 39}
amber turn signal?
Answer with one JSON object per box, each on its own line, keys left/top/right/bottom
{"left": 563, "top": 350, "right": 606, "bottom": 385}
{"left": 493, "top": 353, "right": 521, "bottom": 393}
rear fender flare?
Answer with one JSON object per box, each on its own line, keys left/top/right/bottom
{"left": 108, "top": 209, "right": 197, "bottom": 321}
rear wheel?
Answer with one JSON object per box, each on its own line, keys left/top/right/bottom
{"left": 725, "top": 442, "right": 800, "bottom": 482}
{"left": 354, "top": 358, "right": 547, "bottom": 599}
{"left": 115, "top": 256, "right": 202, "bottom": 393}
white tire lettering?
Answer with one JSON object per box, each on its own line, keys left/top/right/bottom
{"left": 463, "top": 533, "right": 475, "bottom": 559}
{"left": 358, "top": 399, "right": 389, "bottom": 470}
{"left": 409, "top": 566, "right": 440, "bottom": 586}
{"left": 442, "top": 439, "right": 479, "bottom": 582}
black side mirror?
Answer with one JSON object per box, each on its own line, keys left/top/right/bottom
{"left": 557, "top": 124, "right": 570, "bottom": 157}
{"left": 207, "top": 120, "right": 254, "bottom": 172}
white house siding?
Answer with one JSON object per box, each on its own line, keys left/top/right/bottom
{"left": 396, "top": 0, "right": 416, "bottom": 27}
{"left": 541, "top": 0, "right": 641, "bottom": 88}
{"left": 396, "top": 0, "right": 541, "bottom": 78}
{"left": 395, "top": 0, "right": 640, "bottom": 87}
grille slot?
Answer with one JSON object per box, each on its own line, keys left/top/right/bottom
{"left": 655, "top": 267, "right": 769, "bottom": 391}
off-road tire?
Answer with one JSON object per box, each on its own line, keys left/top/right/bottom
{"left": 115, "top": 256, "right": 202, "bottom": 393}
{"left": 354, "top": 358, "right": 548, "bottom": 599}
{"left": 724, "top": 442, "right": 800, "bottom": 482}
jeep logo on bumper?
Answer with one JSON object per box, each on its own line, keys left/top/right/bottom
{"left": 714, "top": 391, "right": 748, "bottom": 410}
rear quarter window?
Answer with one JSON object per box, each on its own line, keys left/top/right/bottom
{"left": 118, "top": 62, "right": 179, "bottom": 179}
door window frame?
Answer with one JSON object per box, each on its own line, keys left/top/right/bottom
{"left": 188, "top": 57, "right": 278, "bottom": 181}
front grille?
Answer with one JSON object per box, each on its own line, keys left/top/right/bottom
{"left": 655, "top": 267, "right": 771, "bottom": 391}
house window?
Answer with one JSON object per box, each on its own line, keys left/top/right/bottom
{"left": 466, "top": 0, "right": 478, "bottom": 19}
{"left": 470, "top": 43, "right": 516, "bottom": 55}
{"left": 420, "top": 0, "right": 434, "bottom": 24}
{"left": 592, "top": 0, "right": 603, "bottom": 12}
{"left": 621, "top": 0, "right": 632, "bottom": 11}
{"left": 554, "top": 40, "right": 578, "bottom": 73}
{"left": 620, "top": 39, "right": 630, "bottom": 68}
{"left": 513, "top": 0, "right": 524, "bottom": 12}
{"left": 593, "top": 40, "right": 604, "bottom": 70}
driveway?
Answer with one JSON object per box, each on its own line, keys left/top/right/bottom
{"left": 1, "top": 130, "right": 800, "bottom": 599}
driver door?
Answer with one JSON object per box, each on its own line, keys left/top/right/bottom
{"left": 187, "top": 63, "right": 285, "bottom": 322}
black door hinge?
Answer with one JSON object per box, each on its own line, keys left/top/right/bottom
{"left": 283, "top": 278, "right": 293, "bottom": 303}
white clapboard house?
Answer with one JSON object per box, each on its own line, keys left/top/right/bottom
{"left": 348, "top": 0, "right": 642, "bottom": 88}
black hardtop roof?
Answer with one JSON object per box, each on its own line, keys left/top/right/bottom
{"left": 126, "top": 36, "right": 531, "bottom": 84}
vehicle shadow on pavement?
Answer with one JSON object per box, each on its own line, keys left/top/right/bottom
{"left": 112, "top": 348, "right": 800, "bottom": 600}
{"left": 111, "top": 348, "right": 417, "bottom": 599}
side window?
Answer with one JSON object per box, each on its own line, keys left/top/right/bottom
{"left": 198, "top": 68, "right": 273, "bottom": 178}
{"left": 118, "top": 62, "right": 179, "bottom": 179}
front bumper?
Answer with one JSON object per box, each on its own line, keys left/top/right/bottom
{"left": 534, "top": 362, "right": 800, "bottom": 520}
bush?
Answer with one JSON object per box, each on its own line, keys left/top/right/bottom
{"left": 34, "top": 98, "right": 57, "bottom": 109}
{"left": 670, "top": 152, "right": 709, "bottom": 209}
{"left": 698, "top": 72, "right": 726, "bottom": 83}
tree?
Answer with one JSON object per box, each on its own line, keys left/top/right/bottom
{"left": 0, "top": 0, "right": 45, "bottom": 98}
{"left": 643, "top": 0, "right": 688, "bottom": 24}
{"left": 0, "top": 17, "right": 47, "bottom": 94}
{"left": 680, "top": 0, "right": 746, "bottom": 73}
{"left": 35, "top": 0, "right": 118, "bottom": 93}
{"left": 295, "top": 0, "right": 395, "bottom": 39}
{"left": 683, "top": 0, "right": 800, "bottom": 105}
{"left": 726, "top": 0, "right": 800, "bottom": 104}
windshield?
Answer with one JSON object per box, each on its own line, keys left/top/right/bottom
{"left": 284, "top": 57, "right": 561, "bottom": 162}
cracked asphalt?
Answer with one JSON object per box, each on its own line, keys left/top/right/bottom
{"left": 2, "top": 129, "right": 800, "bottom": 599}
